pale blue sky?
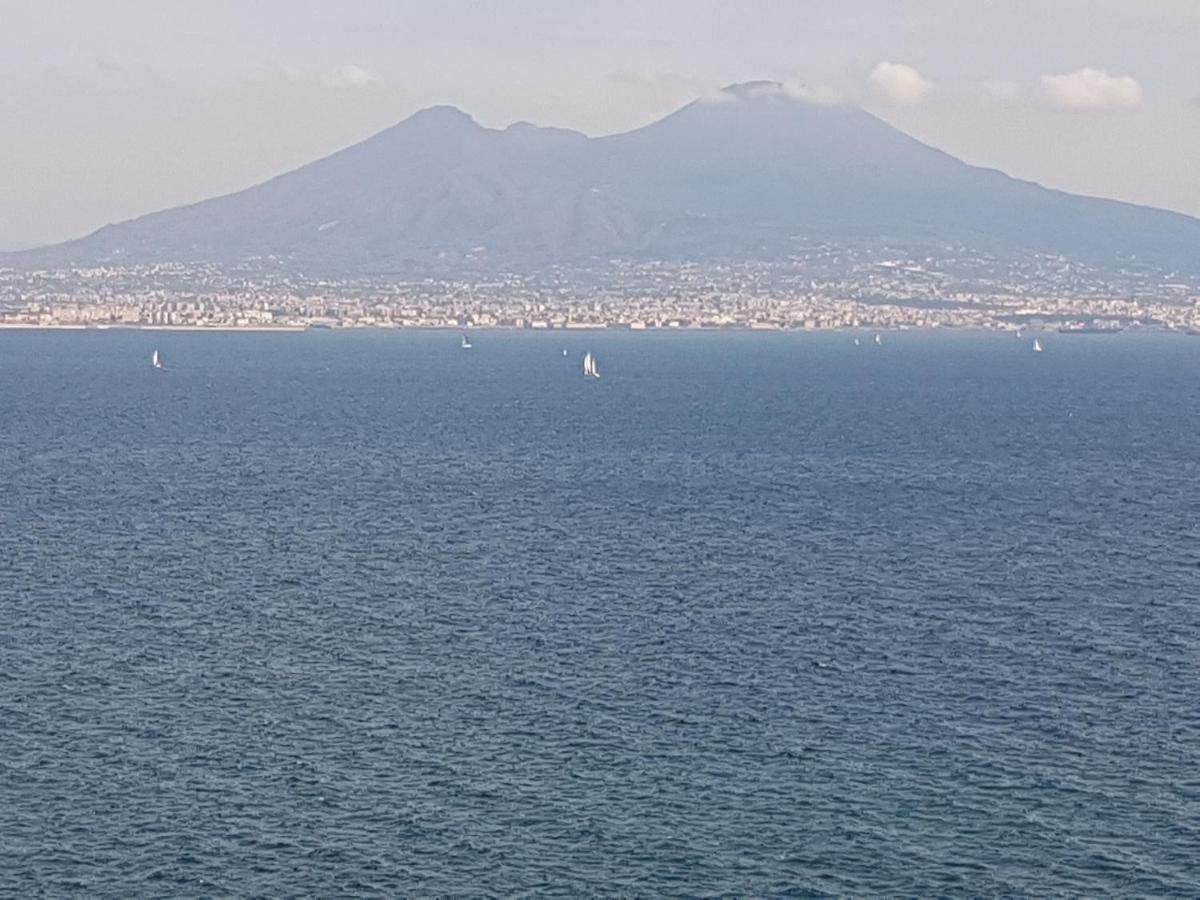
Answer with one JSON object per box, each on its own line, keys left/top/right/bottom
{"left": 2, "top": 0, "right": 1198, "bottom": 248}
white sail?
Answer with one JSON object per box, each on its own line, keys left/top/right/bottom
{"left": 583, "top": 351, "right": 599, "bottom": 378}
{"left": 461, "top": 334, "right": 472, "bottom": 349}
{"left": 874, "top": 333, "right": 882, "bottom": 346}
{"left": 151, "top": 350, "right": 162, "bottom": 368}
{"left": 1033, "top": 338, "right": 1043, "bottom": 352}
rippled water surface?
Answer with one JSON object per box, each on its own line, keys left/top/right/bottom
{"left": 2, "top": 329, "right": 1198, "bottom": 895}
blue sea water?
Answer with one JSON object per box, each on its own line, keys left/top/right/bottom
{"left": 1, "top": 328, "right": 1198, "bottom": 896}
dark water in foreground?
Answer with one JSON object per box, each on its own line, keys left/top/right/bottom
{"left": 1, "top": 329, "right": 1198, "bottom": 896}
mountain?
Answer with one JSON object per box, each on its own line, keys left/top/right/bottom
{"left": 8, "top": 81, "right": 1200, "bottom": 274}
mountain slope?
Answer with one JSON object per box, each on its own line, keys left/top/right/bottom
{"left": 8, "top": 82, "right": 1200, "bottom": 274}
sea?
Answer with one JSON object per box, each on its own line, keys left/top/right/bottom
{"left": 1, "top": 328, "right": 1197, "bottom": 896}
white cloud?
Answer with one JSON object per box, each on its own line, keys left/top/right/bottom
{"left": 1039, "top": 68, "right": 1142, "bottom": 110}
{"left": 697, "top": 88, "right": 738, "bottom": 105}
{"left": 322, "top": 63, "right": 376, "bottom": 88}
{"left": 867, "top": 61, "right": 933, "bottom": 106}
{"left": 698, "top": 79, "right": 844, "bottom": 107}
{"left": 780, "top": 79, "right": 844, "bottom": 106}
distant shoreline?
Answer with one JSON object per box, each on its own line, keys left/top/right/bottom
{"left": 0, "top": 322, "right": 1181, "bottom": 336}
{"left": 0, "top": 323, "right": 307, "bottom": 333}
{"left": 2, "top": 322, "right": 986, "bottom": 334}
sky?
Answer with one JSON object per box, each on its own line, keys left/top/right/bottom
{"left": 2, "top": 0, "right": 1199, "bottom": 249}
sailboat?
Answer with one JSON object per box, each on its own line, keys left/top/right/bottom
{"left": 874, "top": 333, "right": 883, "bottom": 346}
{"left": 1033, "top": 338, "right": 1043, "bottom": 353}
{"left": 461, "top": 334, "right": 472, "bottom": 350}
{"left": 562, "top": 349, "right": 568, "bottom": 357}
{"left": 853, "top": 337, "right": 860, "bottom": 346}
{"left": 582, "top": 351, "right": 600, "bottom": 379}
{"left": 151, "top": 349, "right": 163, "bottom": 369}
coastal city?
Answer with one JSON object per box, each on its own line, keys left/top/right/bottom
{"left": 3, "top": 243, "right": 1199, "bottom": 333}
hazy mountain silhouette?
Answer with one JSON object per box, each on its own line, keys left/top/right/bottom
{"left": 9, "top": 81, "right": 1200, "bottom": 273}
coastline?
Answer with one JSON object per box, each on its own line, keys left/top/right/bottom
{"left": 0, "top": 323, "right": 307, "bottom": 332}
{"left": 0, "top": 321, "right": 1190, "bottom": 340}
{"left": 0, "top": 322, "right": 1173, "bottom": 336}
{"left": 2, "top": 322, "right": 974, "bottom": 334}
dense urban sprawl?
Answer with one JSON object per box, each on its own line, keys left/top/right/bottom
{"left": 3, "top": 244, "right": 1199, "bottom": 333}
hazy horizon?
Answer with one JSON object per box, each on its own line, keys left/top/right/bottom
{"left": 2, "top": 0, "right": 1200, "bottom": 250}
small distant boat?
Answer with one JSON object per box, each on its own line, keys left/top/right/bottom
{"left": 562, "top": 349, "right": 568, "bottom": 357}
{"left": 1033, "top": 338, "right": 1043, "bottom": 353}
{"left": 151, "top": 349, "right": 163, "bottom": 369}
{"left": 461, "top": 334, "right": 473, "bottom": 350}
{"left": 853, "top": 337, "right": 860, "bottom": 346}
{"left": 583, "top": 351, "right": 600, "bottom": 379}
{"left": 874, "top": 333, "right": 882, "bottom": 346}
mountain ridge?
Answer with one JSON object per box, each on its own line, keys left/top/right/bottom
{"left": 7, "top": 81, "right": 1200, "bottom": 275}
